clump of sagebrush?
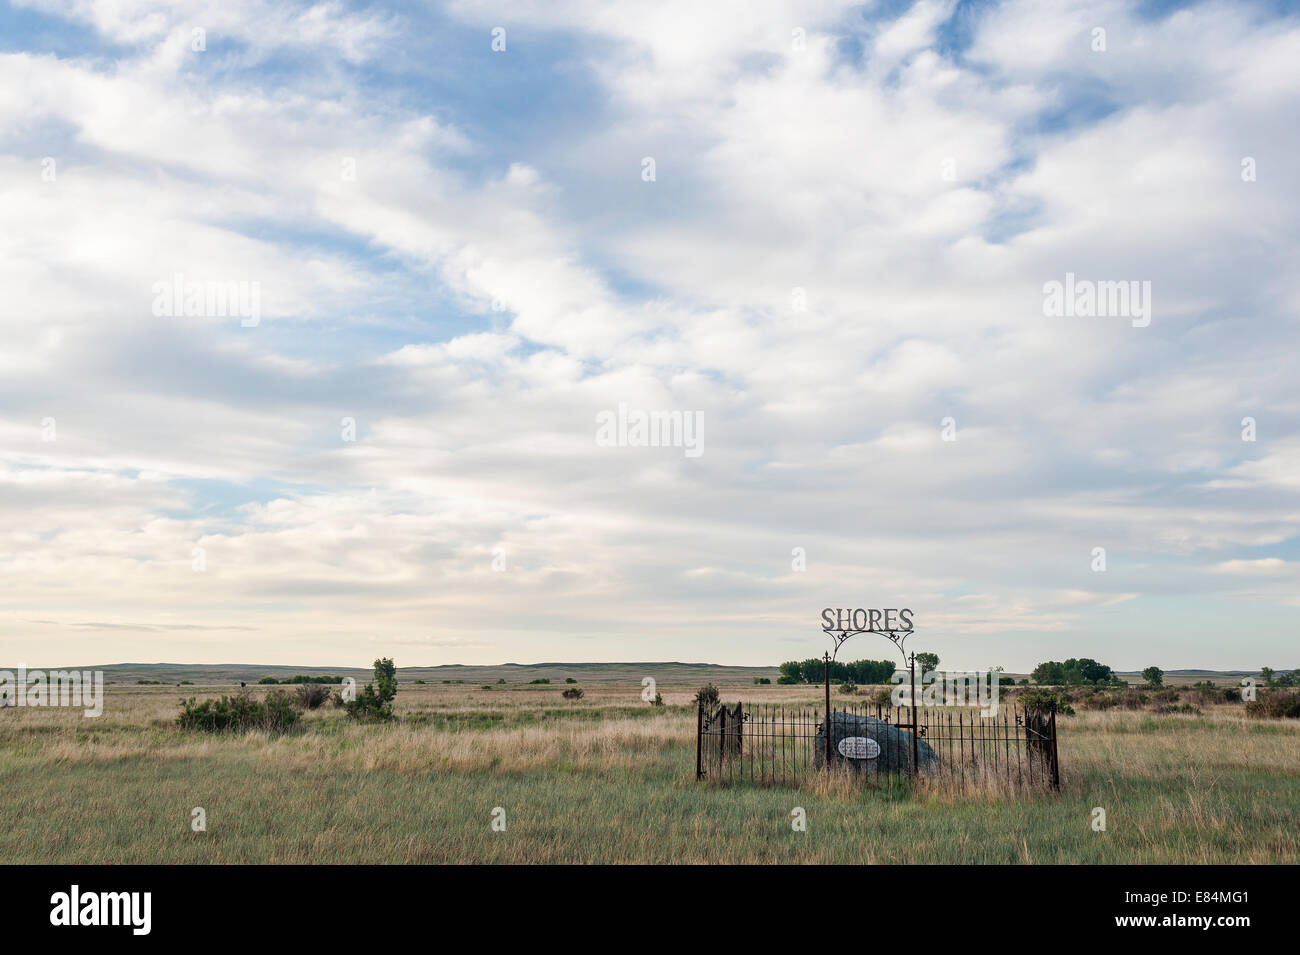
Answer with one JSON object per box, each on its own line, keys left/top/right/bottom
{"left": 1016, "top": 687, "right": 1075, "bottom": 715}
{"left": 694, "top": 683, "right": 720, "bottom": 707}
{"left": 343, "top": 657, "right": 397, "bottom": 722}
{"left": 838, "top": 681, "right": 856, "bottom": 695}
{"left": 294, "top": 683, "right": 332, "bottom": 710}
{"left": 562, "top": 687, "right": 584, "bottom": 700}
{"left": 1246, "top": 689, "right": 1300, "bottom": 720}
{"left": 178, "top": 689, "right": 299, "bottom": 733}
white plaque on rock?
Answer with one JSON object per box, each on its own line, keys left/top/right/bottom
{"left": 837, "top": 736, "right": 880, "bottom": 760}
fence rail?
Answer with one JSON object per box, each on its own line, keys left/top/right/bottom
{"left": 696, "top": 700, "right": 1059, "bottom": 791}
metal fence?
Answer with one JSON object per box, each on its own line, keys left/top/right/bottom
{"left": 696, "top": 700, "right": 1059, "bottom": 791}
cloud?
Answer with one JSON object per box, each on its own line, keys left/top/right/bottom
{"left": 1, "top": 0, "right": 1298, "bottom": 670}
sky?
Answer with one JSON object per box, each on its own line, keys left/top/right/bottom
{"left": 1, "top": 0, "right": 1298, "bottom": 671}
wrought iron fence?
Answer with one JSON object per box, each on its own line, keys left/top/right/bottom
{"left": 696, "top": 700, "right": 1059, "bottom": 791}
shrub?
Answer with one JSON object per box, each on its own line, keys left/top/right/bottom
{"left": 282, "top": 675, "right": 344, "bottom": 684}
{"left": 837, "top": 681, "right": 856, "bottom": 695}
{"left": 257, "top": 677, "right": 279, "bottom": 685}
{"left": 344, "top": 658, "right": 397, "bottom": 722}
{"left": 694, "top": 683, "right": 720, "bottom": 707}
{"left": 293, "top": 683, "right": 332, "bottom": 709}
{"left": 776, "top": 675, "right": 798, "bottom": 685}
{"left": 529, "top": 678, "right": 550, "bottom": 685}
{"left": 753, "top": 677, "right": 771, "bottom": 685}
{"left": 1246, "top": 689, "right": 1300, "bottom": 720}
{"left": 564, "top": 677, "right": 577, "bottom": 684}
{"left": 1019, "top": 688, "right": 1075, "bottom": 715}
{"left": 496, "top": 678, "right": 506, "bottom": 684}
{"left": 1155, "top": 702, "right": 1201, "bottom": 715}
{"left": 178, "top": 689, "right": 299, "bottom": 733}
{"left": 562, "top": 687, "right": 584, "bottom": 700}
{"left": 137, "top": 680, "right": 161, "bottom": 685}
{"left": 650, "top": 693, "right": 664, "bottom": 707}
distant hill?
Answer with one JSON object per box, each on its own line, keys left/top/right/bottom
{"left": 27, "top": 661, "right": 781, "bottom": 685}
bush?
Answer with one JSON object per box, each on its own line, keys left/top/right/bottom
{"left": 651, "top": 693, "right": 664, "bottom": 706}
{"left": 294, "top": 683, "right": 332, "bottom": 709}
{"left": 564, "top": 677, "right": 577, "bottom": 684}
{"left": 776, "top": 675, "right": 798, "bottom": 685}
{"left": 281, "top": 675, "right": 345, "bottom": 684}
{"left": 496, "top": 678, "right": 506, "bottom": 684}
{"left": 344, "top": 658, "right": 397, "bottom": 722}
{"left": 562, "top": 687, "right": 584, "bottom": 700}
{"left": 1246, "top": 689, "right": 1300, "bottom": 720}
{"left": 753, "top": 677, "right": 771, "bottom": 685}
{"left": 837, "top": 681, "right": 856, "bottom": 695}
{"left": 529, "top": 678, "right": 550, "bottom": 685}
{"left": 257, "top": 677, "right": 280, "bottom": 684}
{"left": 1154, "top": 702, "right": 1201, "bottom": 715}
{"left": 178, "top": 689, "right": 299, "bottom": 733}
{"left": 694, "top": 683, "right": 720, "bottom": 707}
{"left": 1018, "top": 688, "right": 1075, "bottom": 715}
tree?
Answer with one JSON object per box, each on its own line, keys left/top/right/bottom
{"left": 1141, "top": 666, "right": 1163, "bottom": 688}
{"left": 1260, "top": 667, "right": 1276, "bottom": 686}
{"left": 914, "top": 652, "right": 940, "bottom": 675}
{"left": 345, "top": 657, "right": 398, "bottom": 721}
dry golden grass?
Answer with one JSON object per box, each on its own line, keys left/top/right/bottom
{"left": 1, "top": 681, "right": 1296, "bottom": 863}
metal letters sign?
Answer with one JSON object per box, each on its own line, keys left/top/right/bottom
{"left": 820, "top": 607, "right": 914, "bottom": 659}
{"left": 837, "top": 736, "right": 880, "bottom": 760}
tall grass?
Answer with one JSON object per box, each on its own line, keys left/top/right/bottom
{"left": 0, "top": 683, "right": 1295, "bottom": 864}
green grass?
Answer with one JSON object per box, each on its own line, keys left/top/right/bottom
{"left": 0, "top": 683, "right": 1295, "bottom": 863}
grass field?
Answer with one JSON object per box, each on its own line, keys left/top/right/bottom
{"left": 2, "top": 675, "right": 1296, "bottom": 864}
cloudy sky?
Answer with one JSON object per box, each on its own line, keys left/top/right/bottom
{"left": 2, "top": 0, "right": 1298, "bottom": 671}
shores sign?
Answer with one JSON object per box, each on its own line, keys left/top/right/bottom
{"left": 820, "top": 607, "right": 914, "bottom": 633}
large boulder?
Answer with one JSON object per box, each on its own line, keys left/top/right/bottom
{"left": 814, "top": 710, "right": 938, "bottom": 773}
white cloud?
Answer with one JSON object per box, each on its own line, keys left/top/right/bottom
{"left": 1, "top": 0, "right": 1298, "bottom": 669}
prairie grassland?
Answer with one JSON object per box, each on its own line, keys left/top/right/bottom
{"left": 0, "top": 681, "right": 1296, "bottom": 864}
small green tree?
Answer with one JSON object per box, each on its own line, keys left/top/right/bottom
{"left": 345, "top": 657, "right": 398, "bottom": 722}
{"left": 694, "top": 683, "right": 720, "bottom": 707}
{"left": 914, "top": 652, "right": 939, "bottom": 675}
{"left": 1141, "top": 666, "right": 1163, "bottom": 688}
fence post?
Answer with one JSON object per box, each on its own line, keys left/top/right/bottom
{"left": 823, "top": 651, "right": 832, "bottom": 767}
{"left": 909, "top": 651, "right": 919, "bottom": 774}
{"left": 1049, "top": 701, "right": 1060, "bottom": 791}
{"left": 718, "top": 704, "right": 727, "bottom": 770}
{"left": 734, "top": 701, "right": 743, "bottom": 758}
{"left": 696, "top": 699, "right": 704, "bottom": 780}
